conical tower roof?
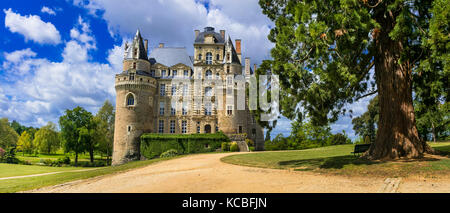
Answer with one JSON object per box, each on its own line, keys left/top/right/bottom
{"left": 125, "top": 29, "right": 148, "bottom": 60}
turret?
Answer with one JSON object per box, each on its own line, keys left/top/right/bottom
{"left": 112, "top": 30, "right": 156, "bottom": 166}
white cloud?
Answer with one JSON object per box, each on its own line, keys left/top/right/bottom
{"left": 41, "top": 6, "right": 56, "bottom": 15}
{"left": 72, "top": 0, "right": 273, "bottom": 65}
{"left": 0, "top": 18, "right": 122, "bottom": 127}
{"left": 4, "top": 8, "right": 61, "bottom": 45}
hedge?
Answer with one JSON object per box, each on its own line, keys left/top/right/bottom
{"left": 140, "top": 132, "right": 230, "bottom": 159}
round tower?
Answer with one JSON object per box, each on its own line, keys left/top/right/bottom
{"left": 112, "top": 30, "right": 156, "bottom": 166}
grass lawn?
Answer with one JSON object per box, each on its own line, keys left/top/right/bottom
{"left": 221, "top": 142, "right": 450, "bottom": 178}
{"left": 0, "top": 155, "right": 182, "bottom": 193}
{"left": 0, "top": 164, "right": 88, "bottom": 178}
{"left": 16, "top": 151, "right": 108, "bottom": 165}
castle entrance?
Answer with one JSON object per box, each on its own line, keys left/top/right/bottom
{"left": 204, "top": 125, "right": 211, "bottom": 133}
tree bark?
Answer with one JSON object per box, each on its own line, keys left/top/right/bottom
{"left": 90, "top": 149, "right": 94, "bottom": 163}
{"left": 366, "top": 12, "right": 434, "bottom": 160}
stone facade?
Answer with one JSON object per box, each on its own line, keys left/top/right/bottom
{"left": 112, "top": 27, "right": 265, "bottom": 165}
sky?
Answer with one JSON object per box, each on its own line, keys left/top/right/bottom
{"left": 0, "top": 0, "right": 374, "bottom": 140}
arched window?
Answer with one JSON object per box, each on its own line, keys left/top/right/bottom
{"left": 206, "top": 52, "right": 212, "bottom": 64}
{"left": 126, "top": 94, "right": 135, "bottom": 106}
{"left": 215, "top": 73, "right": 220, "bottom": 79}
{"left": 205, "top": 70, "right": 212, "bottom": 79}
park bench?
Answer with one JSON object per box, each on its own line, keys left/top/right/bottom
{"left": 352, "top": 144, "right": 372, "bottom": 156}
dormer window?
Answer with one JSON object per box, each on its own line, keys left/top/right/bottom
{"left": 134, "top": 49, "right": 137, "bottom": 58}
{"left": 129, "top": 73, "right": 135, "bottom": 81}
{"left": 227, "top": 53, "right": 230, "bottom": 61}
{"left": 132, "top": 62, "right": 136, "bottom": 69}
{"left": 216, "top": 54, "right": 220, "bottom": 61}
{"left": 205, "top": 70, "right": 212, "bottom": 79}
{"left": 198, "top": 54, "right": 202, "bottom": 60}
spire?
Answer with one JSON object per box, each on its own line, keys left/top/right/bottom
{"left": 125, "top": 29, "right": 148, "bottom": 60}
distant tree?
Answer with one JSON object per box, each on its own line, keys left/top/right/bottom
{"left": 352, "top": 96, "right": 379, "bottom": 143}
{"left": 34, "top": 122, "right": 60, "bottom": 154}
{"left": 17, "top": 131, "right": 34, "bottom": 155}
{"left": 415, "top": 102, "right": 449, "bottom": 142}
{"left": 0, "top": 118, "right": 19, "bottom": 149}
{"left": 94, "top": 100, "right": 115, "bottom": 162}
{"left": 10, "top": 120, "right": 26, "bottom": 135}
{"left": 59, "top": 106, "right": 93, "bottom": 166}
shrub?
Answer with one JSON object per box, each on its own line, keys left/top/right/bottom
{"left": 221, "top": 142, "right": 229, "bottom": 151}
{"left": 3, "top": 148, "right": 19, "bottom": 164}
{"left": 58, "top": 156, "right": 71, "bottom": 165}
{"left": 0, "top": 147, "right": 5, "bottom": 159}
{"left": 160, "top": 149, "right": 178, "bottom": 158}
{"left": 328, "top": 133, "right": 351, "bottom": 145}
{"left": 141, "top": 132, "right": 230, "bottom": 159}
{"left": 245, "top": 139, "right": 254, "bottom": 147}
{"left": 249, "top": 147, "right": 255, "bottom": 152}
{"left": 230, "top": 142, "right": 239, "bottom": 152}
{"left": 19, "top": 160, "right": 32, "bottom": 165}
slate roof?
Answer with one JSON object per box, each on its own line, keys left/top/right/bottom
{"left": 125, "top": 30, "right": 148, "bottom": 60}
{"left": 149, "top": 47, "right": 193, "bottom": 69}
{"left": 194, "top": 27, "right": 225, "bottom": 44}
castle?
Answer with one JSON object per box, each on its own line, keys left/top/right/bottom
{"left": 112, "top": 27, "right": 264, "bottom": 165}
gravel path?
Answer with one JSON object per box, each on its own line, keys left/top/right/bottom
{"left": 28, "top": 153, "right": 450, "bottom": 193}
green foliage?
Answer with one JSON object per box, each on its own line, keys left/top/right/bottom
{"left": 2, "top": 147, "right": 19, "bottom": 164}
{"left": 352, "top": 96, "right": 379, "bottom": 142}
{"left": 328, "top": 133, "right": 352, "bottom": 145}
{"left": 17, "top": 131, "right": 34, "bottom": 154}
{"left": 229, "top": 142, "right": 239, "bottom": 152}
{"left": 0, "top": 118, "right": 19, "bottom": 149}
{"left": 415, "top": 102, "right": 449, "bottom": 141}
{"left": 33, "top": 122, "right": 60, "bottom": 154}
{"left": 160, "top": 149, "right": 178, "bottom": 158}
{"left": 94, "top": 100, "right": 115, "bottom": 160}
{"left": 140, "top": 132, "right": 229, "bottom": 159}
{"left": 221, "top": 142, "right": 229, "bottom": 151}
{"left": 245, "top": 139, "right": 254, "bottom": 147}
{"left": 59, "top": 106, "right": 95, "bottom": 165}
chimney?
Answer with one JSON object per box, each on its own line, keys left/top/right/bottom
{"left": 195, "top": 30, "right": 200, "bottom": 38}
{"left": 253, "top": 64, "right": 257, "bottom": 75}
{"left": 245, "top": 57, "right": 250, "bottom": 76}
{"left": 220, "top": 30, "right": 225, "bottom": 39}
{"left": 159, "top": 43, "right": 164, "bottom": 48}
{"left": 144, "top": 39, "right": 148, "bottom": 55}
{"left": 235, "top": 39, "right": 242, "bottom": 62}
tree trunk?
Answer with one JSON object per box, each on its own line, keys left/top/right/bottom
{"left": 431, "top": 122, "right": 436, "bottom": 143}
{"left": 90, "top": 149, "right": 94, "bottom": 163}
{"left": 366, "top": 13, "right": 433, "bottom": 160}
{"left": 75, "top": 152, "right": 78, "bottom": 167}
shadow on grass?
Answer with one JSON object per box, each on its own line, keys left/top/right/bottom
{"left": 279, "top": 152, "right": 445, "bottom": 170}
{"left": 278, "top": 155, "right": 380, "bottom": 169}
{"left": 434, "top": 145, "right": 450, "bottom": 157}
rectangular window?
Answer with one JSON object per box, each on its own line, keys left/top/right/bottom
{"left": 129, "top": 73, "right": 135, "bottom": 81}
{"left": 205, "top": 103, "right": 212, "bottom": 116}
{"left": 182, "top": 104, "right": 188, "bottom": 115}
{"left": 239, "top": 126, "right": 243, "bottom": 134}
{"left": 158, "top": 120, "right": 164, "bottom": 133}
{"left": 182, "top": 121, "right": 187, "bottom": 134}
{"left": 197, "top": 126, "right": 200, "bottom": 133}
{"left": 171, "top": 105, "right": 176, "bottom": 116}
{"left": 160, "top": 84, "right": 166, "bottom": 96}
{"left": 183, "top": 84, "right": 188, "bottom": 96}
{"left": 161, "top": 70, "right": 166, "bottom": 78}
{"left": 227, "top": 105, "right": 233, "bottom": 116}
{"left": 159, "top": 102, "right": 165, "bottom": 115}
{"left": 170, "top": 120, "right": 175, "bottom": 133}
{"left": 227, "top": 76, "right": 233, "bottom": 85}
{"left": 171, "top": 84, "right": 177, "bottom": 96}
{"left": 184, "top": 70, "right": 189, "bottom": 78}
{"left": 150, "top": 70, "right": 155, "bottom": 77}
{"left": 205, "top": 87, "right": 212, "bottom": 96}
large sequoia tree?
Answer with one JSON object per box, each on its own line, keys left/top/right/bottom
{"left": 258, "top": 0, "right": 449, "bottom": 159}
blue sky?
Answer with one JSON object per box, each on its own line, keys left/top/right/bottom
{"left": 0, "top": 0, "right": 373, "bottom": 140}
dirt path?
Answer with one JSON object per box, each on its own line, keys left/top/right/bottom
{"left": 28, "top": 153, "right": 450, "bottom": 193}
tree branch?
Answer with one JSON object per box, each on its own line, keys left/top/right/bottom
{"left": 355, "top": 90, "right": 378, "bottom": 101}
